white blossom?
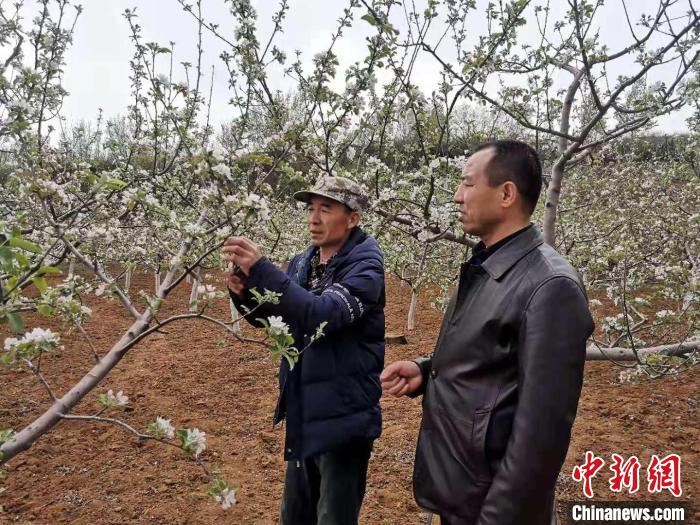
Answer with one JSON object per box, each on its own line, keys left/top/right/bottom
{"left": 144, "top": 195, "right": 158, "bottom": 207}
{"left": 215, "top": 487, "right": 237, "bottom": 509}
{"left": 156, "top": 73, "right": 170, "bottom": 87}
{"left": 211, "top": 147, "right": 226, "bottom": 162}
{"left": 184, "top": 428, "right": 207, "bottom": 457}
{"left": 267, "top": 315, "right": 290, "bottom": 337}
{"left": 106, "top": 389, "right": 129, "bottom": 407}
{"left": 212, "top": 163, "right": 232, "bottom": 179}
{"left": 197, "top": 284, "right": 218, "bottom": 300}
{"left": 243, "top": 193, "right": 271, "bottom": 222}
{"left": 3, "top": 337, "right": 19, "bottom": 352}
{"left": 154, "top": 417, "right": 175, "bottom": 439}
{"left": 649, "top": 81, "right": 663, "bottom": 93}
{"left": 4, "top": 328, "right": 61, "bottom": 352}
{"left": 10, "top": 100, "right": 30, "bottom": 112}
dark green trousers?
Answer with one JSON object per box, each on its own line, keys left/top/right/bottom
{"left": 279, "top": 438, "right": 373, "bottom": 525}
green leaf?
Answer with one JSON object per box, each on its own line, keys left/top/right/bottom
{"left": 37, "top": 304, "right": 54, "bottom": 316}
{"left": 13, "top": 252, "right": 28, "bottom": 268}
{"left": 102, "top": 177, "right": 126, "bottom": 191}
{"left": 7, "top": 237, "right": 41, "bottom": 254}
{"left": 0, "top": 247, "right": 12, "bottom": 266}
{"left": 283, "top": 352, "right": 296, "bottom": 370}
{"left": 32, "top": 277, "right": 47, "bottom": 294}
{"left": 35, "top": 265, "right": 61, "bottom": 276}
{"left": 5, "top": 312, "right": 24, "bottom": 333}
{"left": 361, "top": 13, "right": 378, "bottom": 26}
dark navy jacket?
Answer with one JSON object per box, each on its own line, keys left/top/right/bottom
{"left": 231, "top": 227, "right": 385, "bottom": 460}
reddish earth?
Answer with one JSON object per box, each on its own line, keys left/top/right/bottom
{"left": 1, "top": 271, "right": 698, "bottom": 524}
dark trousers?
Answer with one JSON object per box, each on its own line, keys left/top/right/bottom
{"left": 279, "top": 438, "right": 373, "bottom": 525}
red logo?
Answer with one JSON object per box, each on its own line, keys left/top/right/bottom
{"left": 609, "top": 454, "right": 641, "bottom": 494}
{"left": 573, "top": 452, "right": 683, "bottom": 498}
{"left": 572, "top": 451, "right": 606, "bottom": 498}
{"left": 647, "top": 454, "right": 682, "bottom": 497}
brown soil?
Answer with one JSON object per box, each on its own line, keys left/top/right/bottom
{"left": 1, "top": 272, "right": 698, "bottom": 524}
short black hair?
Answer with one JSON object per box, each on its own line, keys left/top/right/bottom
{"left": 475, "top": 139, "right": 542, "bottom": 215}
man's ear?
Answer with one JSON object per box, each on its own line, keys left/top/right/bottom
{"left": 501, "top": 181, "right": 519, "bottom": 209}
{"left": 348, "top": 211, "right": 361, "bottom": 228}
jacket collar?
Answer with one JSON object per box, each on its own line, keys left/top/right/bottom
{"left": 480, "top": 225, "right": 544, "bottom": 280}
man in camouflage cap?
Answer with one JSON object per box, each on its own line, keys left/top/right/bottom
{"left": 223, "top": 174, "right": 385, "bottom": 524}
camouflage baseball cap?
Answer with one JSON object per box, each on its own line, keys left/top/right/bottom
{"left": 294, "top": 176, "right": 368, "bottom": 212}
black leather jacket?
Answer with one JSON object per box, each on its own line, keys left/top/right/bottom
{"left": 412, "top": 226, "right": 594, "bottom": 525}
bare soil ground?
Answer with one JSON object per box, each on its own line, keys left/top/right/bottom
{"left": 1, "top": 271, "right": 698, "bottom": 524}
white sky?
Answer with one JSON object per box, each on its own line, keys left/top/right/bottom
{"left": 23, "top": 0, "right": 696, "bottom": 134}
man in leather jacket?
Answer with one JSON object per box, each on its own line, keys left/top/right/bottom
{"left": 381, "top": 140, "right": 594, "bottom": 525}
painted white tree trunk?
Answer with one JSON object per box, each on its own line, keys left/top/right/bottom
{"left": 683, "top": 244, "right": 699, "bottom": 310}
{"left": 407, "top": 288, "right": 419, "bottom": 331}
{"left": 542, "top": 160, "right": 566, "bottom": 246}
{"left": 407, "top": 243, "right": 429, "bottom": 330}
{"left": 124, "top": 268, "right": 132, "bottom": 293}
{"left": 188, "top": 266, "right": 201, "bottom": 312}
{"left": 542, "top": 68, "right": 584, "bottom": 246}
{"left": 230, "top": 299, "right": 242, "bottom": 336}
{"left": 68, "top": 258, "right": 76, "bottom": 279}
{"left": 0, "top": 208, "right": 207, "bottom": 466}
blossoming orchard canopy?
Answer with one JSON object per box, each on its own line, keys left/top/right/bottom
{"left": 293, "top": 176, "right": 368, "bottom": 212}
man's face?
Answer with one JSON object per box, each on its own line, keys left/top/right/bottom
{"left": 306, "top": 195, "right": 358, "bottom": 248}
{"left": 453, "top": 148, "right": 504, "bottom": 236}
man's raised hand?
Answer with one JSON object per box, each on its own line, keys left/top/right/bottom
{"left": 227, "top": 272, "right": 245, "bottom": 298}
{"left": 222, "top": 237, "right": 262, "bottom": 277}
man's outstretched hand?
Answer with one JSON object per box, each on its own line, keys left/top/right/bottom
{"left": 222, "top": 237, "right": 262, "bottom": 276}
{"left": 227, "top": 272, "right": 245, "bottom": 299}
{"left": 222, "top": 236, "right": 261, "bottom": 299}
{"left": 380, "top": 361, "right": 423, "bottom": 397}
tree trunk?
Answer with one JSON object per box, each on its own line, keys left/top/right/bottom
{"left": 407, "top": 243, "right": 429, "bottom": 330}
{"left": 543, "top": 68, "right": 584, "bottom": 246}
{"left": 230, "top": 299, "right": 242, "bottom": 336}
{"left": 188, "top": 266, "right": 201, "bottom": 312}
{"left": 68, "top": 258, "right": 76, "bottom": 279}
{"left": 0, "top": 211, "right": 208, "bottom": 466}
{"left": 0, "top": 311, "right": 156, "bottom": 465}
{"left": 585, "top": 341, "right": 699, "bottom": 361}
{"left": 407, "top": 288, "right": 419, "bottom": 331}
{"left": 542, "top": 159, "right": 566, "bottom": 246}
{"left": 683, "top": 243, "right": 698, "bottom": 310}
{"left": 124, "top": 268, "right": 132, "bottom": 293}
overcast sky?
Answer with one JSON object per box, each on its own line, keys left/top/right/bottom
{"left": 24, "top": 0, "right": 695, "bottom": 134}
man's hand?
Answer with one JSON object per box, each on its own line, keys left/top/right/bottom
{"left": 227, "top": 272, "right": 246, "bottom": 299}
{"left": 222, "top": 237, "right": 262, "bottom": 277}
{"left": 380, "top": 360, "right": 423, "bottom": 397}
